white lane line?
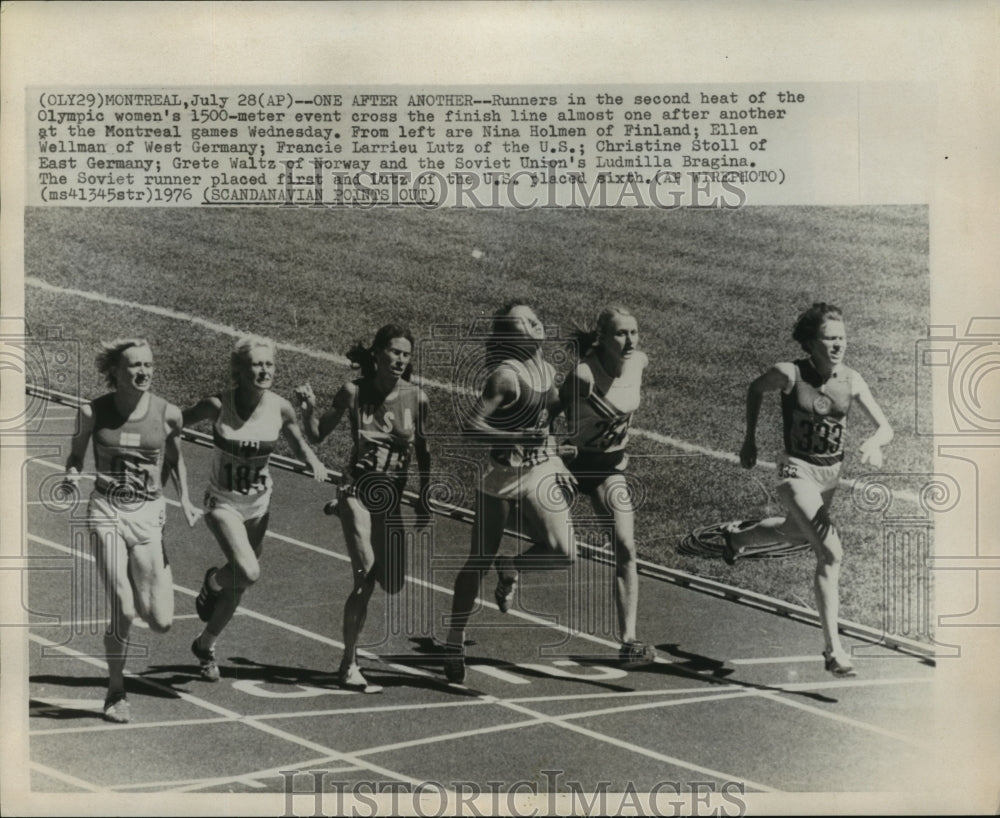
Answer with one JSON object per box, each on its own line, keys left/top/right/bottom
{"left": 729, "top": 654, "right": 828, "bottom": 666}
{"left": 113, "top": 755, "right": 360, "bottom": 793}
{"left": 28, "top": 276, "right": 914, "bottom": 501}
{"left": 755, "top": 689, "right": 934, "bottom": 751}
{"left": 338, "top": 687, "right": 778, "bottom": 792}
{"left": 62, "top": 614, "right": 200, "bottom": 631}
{"left": 32, "top": 716, "right": 235, "bottom": 736}
{"left": 529, "top": 678, "right": 932, "bottom": 754}
{"left": 29, "top": 761, "right": 106, "bottom": 793}
{"left": 348, "top": 714, "right": 553, "bottom": 759}
{"left": 551, "top": 689, "right": 760, "bottom": 721}
{"left": 28, "top": 632, "right": 436, "bottom": 791}
{"left": 775, "top": 676, "right": 930, "bottom": 694}
{"left": 495, "top": 697, "right": 782, "bottom": 793}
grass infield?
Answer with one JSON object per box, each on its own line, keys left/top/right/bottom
{"left": 24, "top": 204, "right": 931, "bottom": 635}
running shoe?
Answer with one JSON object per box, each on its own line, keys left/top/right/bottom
{"left": 442, "top": 644, "right": 466, "bottom": 684}
{"left": 721, "top": 526, "right": 743, "bottom": 566}
{"left": 494, "top": 555, "right": 518, "bottom": 614}
{"left": 102, "top": 692, "right": 131, "bottom": 724}
{"left": 619, "top": 640, "right": 657, "bottom": 669}
{"left": 338, "top": 664, "right": 383, "bottom": 694}
{"left": 191, "top": 637, "right": 221, "bottom": 682}
{"left": 823, "top": 649, "right": 857, "bottom": 678}
{"left": 195, "top": 567, "right": 221, "bottom": 622}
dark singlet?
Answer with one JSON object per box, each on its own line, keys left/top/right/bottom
{"left": 781, "top": 358, "right": 854, "bottom": 467}
{"left": 348, "top": 378, "right": 421, "bottom": 484}
{"left": 91, "top": 392, "right": 168, "bottom": 502}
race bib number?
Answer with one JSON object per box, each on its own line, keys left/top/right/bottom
{"left": 222, "top": 462, "right": 267, "bottom": 494}
{"left": 355, "top": 441, "right": 411, "bottom": 476}
{"left": 790, "top": 410, "right": 845, "bottom": 458}
{"left": 584, "top": 417, "right": 629, "bottom": 451}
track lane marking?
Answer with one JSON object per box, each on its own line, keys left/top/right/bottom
{"left": 113, "top": 755, "right": 362, "bottom": 793}
{"left": 492, "top": 697, "right": 782, "bottom": 793}
{"left": 754, "top": 689, "right": 934, "bottom": 751}
{"left": 25, "top": 527, "right": 933, "bottom": 794}
{"left": 27, "top": 632, "right": 438, "bottom": 791}
{"left": 29, "top": 761, "right": 106, "bottom": 793}
{"left": 31, "top": 716, "right": 235, "bottom": 736}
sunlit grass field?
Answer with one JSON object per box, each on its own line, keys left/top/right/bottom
{"left": 24, "top": 204, "right": 930, "bottom": 633}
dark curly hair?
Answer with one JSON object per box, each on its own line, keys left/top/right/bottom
{"left": 792, "top": 303, "right": 843, "bottom": 350}
{"left": 346, "top": 324, "right": 415, "bottom": 380}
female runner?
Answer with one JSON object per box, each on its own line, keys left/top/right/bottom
{"left": 726, "top": 303, "right": 893, "bottom": 676}
{"left": 64, "top": 338, "right": 200, "bottom": 723}
{"left": 185, "top": 335, "right": 327, "bottom": 681}
{"left": 296, "top": 324, "right": 432, "bottom": 693}
{"left": 560, "top": 306, "right": 656, "bottom": 669}
{"left": 443, "top": 301, "right": 577, "bottom": 684}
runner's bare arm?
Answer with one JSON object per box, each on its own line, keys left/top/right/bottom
{"left": 853, "top": 373, "right": 894, "bottom": 467}
{"left": 280, "top": 397, "right": 329, "bottom": 482}
{"left": 163, "top": 403, "right": 202, "bottom": 526}
{"left": 413, "top": 390, "right": 433, "bottom": 526}
{"left": 182, "top": 395, "right": 223, "bottom": 428}
{"left": 295, "top": 382, "right": 351, "bottom": 444}
{"left": 740, "top": 363, "right": 793, "bottom": 468}
{"left": 64, "top": 403, "right": 94, "bottom": 483}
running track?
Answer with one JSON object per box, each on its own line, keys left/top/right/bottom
{"left": 18, "top": 405, "right": 936, "bottom": 808}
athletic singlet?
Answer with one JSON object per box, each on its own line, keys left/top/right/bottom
{"left": 487, "top": 358, "right": 555, "bottom": 468}
{"left": 781, "top": 358, "right": 854, "bottom": 467}
{"left": 209, "top": 389, "right": 282, "bottom": 496}
{"left": 347, "top": 378, "right": 421, "bottom": 481}
{"left": 565, "top": 350, "right": 645, "bottom": 455}
{"left": 91, "top": 392, "right": 168, "bottom": 502}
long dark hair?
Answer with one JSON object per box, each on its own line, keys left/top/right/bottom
{"left": 485, "top": 300, "right": 538, "bottom": 370}
{"left": 346, "top": 323, "right": 415, "bottom": 380}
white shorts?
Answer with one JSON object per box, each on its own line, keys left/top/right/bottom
{"left": 87, "top": 491, "right": 166, "bottom": 550}
{"left": 204, "top": 487, "right": 271, "bottom": 522}
{"left": 778, "top": 455, "right": 842, "bottom": 495}
{"left": 481, "top": 455, "right": 576, "bottom": 508}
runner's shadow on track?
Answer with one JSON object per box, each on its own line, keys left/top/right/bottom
{"left": 28, "top": 674, "right": 183, "bottom": 720}
{"left": 29, "top": 698, "right": 105, "bottom": 721}
{"left": 30, "top": 673, "right": 183, "bottom": 699}
{"left": 654, "top": 643, "right": 839, "bottom": 704}
{"left": 403, "top": 638, "right": 635, "bottom": 693}
{"left": 215, "top": 655, "right": 477, "bottom": 697}
{"left": 141, "top": 656, "right": 350, "bottom": 688}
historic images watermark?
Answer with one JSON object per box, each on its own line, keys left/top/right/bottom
{"left": 271, "top": 164, "right": 750, "bottom": 210}
{"left": 280, "top": 769, "right": 748, "bottom": 817}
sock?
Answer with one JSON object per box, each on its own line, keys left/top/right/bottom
{"left": 198, "top": 630, "right": 218, "bottom": 650}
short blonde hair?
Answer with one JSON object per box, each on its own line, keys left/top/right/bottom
{"left": 230, "top": 335, "right": 276, "bottom": 381}
{"left": 95, "top": 338, "right": 150, "bottom": 388}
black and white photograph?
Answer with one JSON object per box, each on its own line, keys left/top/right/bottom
{"left": 2, "top": 3, "right": 998, "bottom": 816}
